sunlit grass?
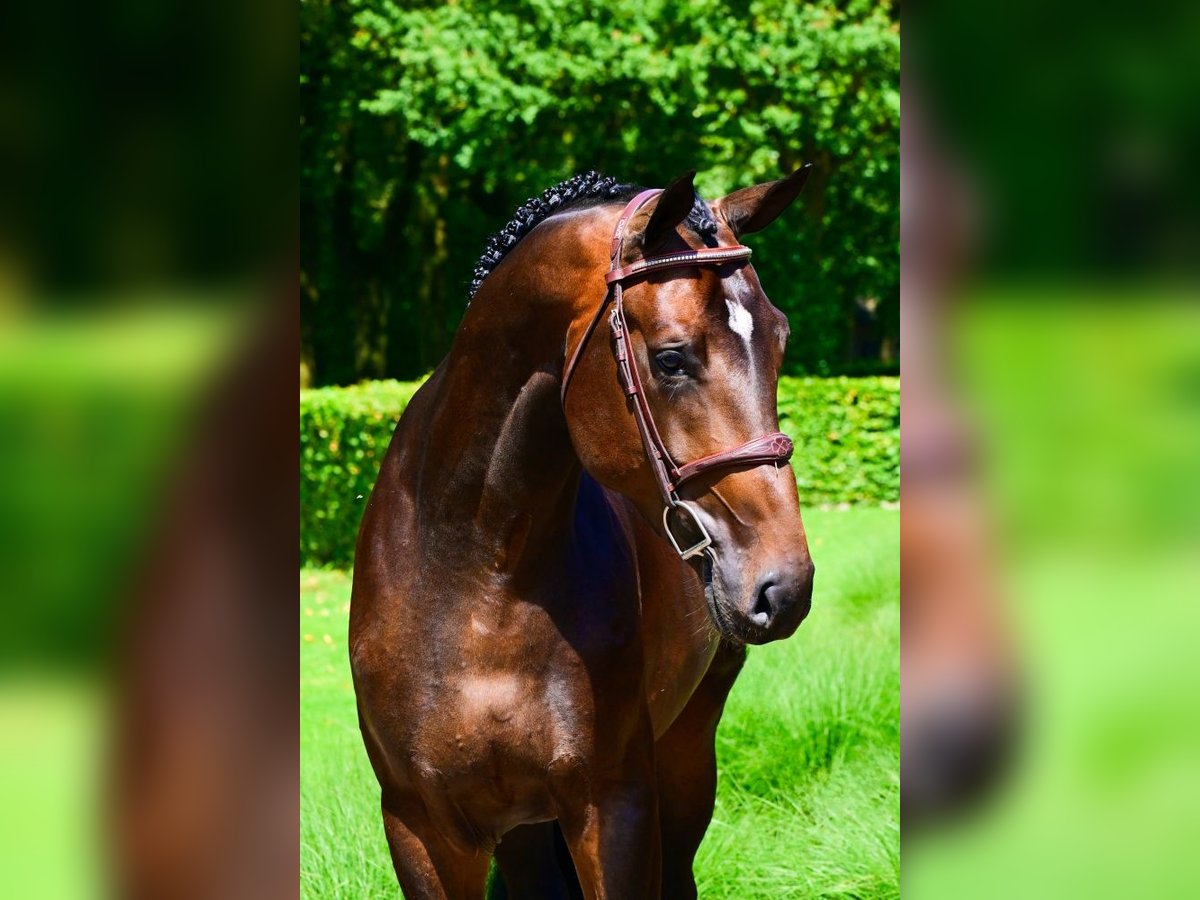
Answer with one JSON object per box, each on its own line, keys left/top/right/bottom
{"left": 300, "top": 507, "right": 899, "bottom": 898}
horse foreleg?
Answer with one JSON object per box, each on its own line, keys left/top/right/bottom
{"left": 655, "top": 640, "right": 747, "bottom": 900}
{"left": 381, "top": 800, "right": 491, "bottom": 900}
{"left": 556, "top": 778, "right": 660, "bottom": 900}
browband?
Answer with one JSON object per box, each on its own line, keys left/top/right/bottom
{"left": 605, "top": 245, "right": 753, "bottom": 285}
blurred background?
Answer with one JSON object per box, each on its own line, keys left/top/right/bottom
{"left": 0, "top": 0, "right": 294, "bottom": 896}
{"left": 903, "top": 0, "right": 1200, "bottom": 896}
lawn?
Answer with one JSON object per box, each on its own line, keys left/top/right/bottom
{"left": 300, "top": 506, "right": 899, "bottom": 899}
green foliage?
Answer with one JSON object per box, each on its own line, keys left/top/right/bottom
{"left": 301, "top": 0, "right": 899, "bottom": 384}
{"left": 777, "top": 375, "right": 901, "bottom": 507}
{"left": 300, "top": 380, "right": 424, "bottom": 568}
{"left": 300, "top": 376, "right": 899, "bottom": 569}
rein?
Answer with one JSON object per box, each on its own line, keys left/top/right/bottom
{"left": 561, "top": 189, "right": 795, "bottom": 559}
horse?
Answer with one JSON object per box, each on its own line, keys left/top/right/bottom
{"left": 349, "top": 167, "right": 816, "bottom": 899}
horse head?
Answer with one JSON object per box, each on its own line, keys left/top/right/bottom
{"left": 563, "top": 170, "right": 815, "bottom": 644}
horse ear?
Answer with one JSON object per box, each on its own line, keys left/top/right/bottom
{"left": 639, "top": 170, "right": 697, "bottom": 253}
{"left": 716, "top": 165, "right": 812, "bottom": 237}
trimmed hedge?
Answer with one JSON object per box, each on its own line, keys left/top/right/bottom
{"left": 776, "top": 377, "right": 900, "bottom": 508}
{"left": 301, "top": 376, "right": 898, "bottom": 569}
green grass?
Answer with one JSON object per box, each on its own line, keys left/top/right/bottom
{"left": 300, "top": 506, "right": 898, "bottom": 898}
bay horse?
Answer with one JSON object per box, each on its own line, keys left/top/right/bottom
{"left": 350, "top": 168, "right": 816, "bottom": 899}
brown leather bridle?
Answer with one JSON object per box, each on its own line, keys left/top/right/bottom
{"left": 561, "top": 189, "right": 795, "bottom": 560}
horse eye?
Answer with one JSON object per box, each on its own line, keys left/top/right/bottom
{"left": 655, "top": 349, "right": 687, "bottom": 375}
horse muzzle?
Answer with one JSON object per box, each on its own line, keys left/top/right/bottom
{"left": 702, "top": 547, "right": 814, "bottom": 645}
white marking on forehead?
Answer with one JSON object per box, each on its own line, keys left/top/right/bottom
{"left": 725, "top": 297, "right": 754, "bottom": 347}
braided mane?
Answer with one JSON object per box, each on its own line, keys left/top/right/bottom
{"left": 468, "top": 171, "right": 719, "bottom": 301}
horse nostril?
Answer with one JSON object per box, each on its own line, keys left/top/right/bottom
{"left": 751, "top": 580, "right": 777, "bottom": 628}
{"left": 747, "top": 565, "right": 813, "bottom": 636}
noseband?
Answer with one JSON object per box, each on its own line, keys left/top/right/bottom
{"left": 561, "top": 189, "right": 795, "bottom": 560}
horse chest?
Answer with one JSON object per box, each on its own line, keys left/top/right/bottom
{"left": 645, "top": 632, "right": 721, "bottom": 736}
{"left": 401, "top": 667, "right": 597, "bottom": 835}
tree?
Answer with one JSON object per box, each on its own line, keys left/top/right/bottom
{"left": 301, "top": 0, "right": 899, "bottom": 384}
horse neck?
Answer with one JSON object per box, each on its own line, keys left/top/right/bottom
{"left": 413, "top": 237, "right": 595, "bottom": 573}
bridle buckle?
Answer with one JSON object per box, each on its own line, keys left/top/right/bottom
{"left": 663, "top": 500, "right": 713, "bottom": 560}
